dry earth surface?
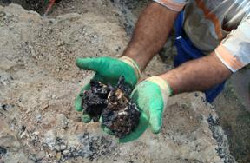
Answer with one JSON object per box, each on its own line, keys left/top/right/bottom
{"left": 0, "top": 1, "right": 236, "bottom": 162}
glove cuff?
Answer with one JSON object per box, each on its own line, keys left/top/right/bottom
{"left": 119, "top": 56, "right": 142, "bottom": 80}
{"left": 146, "top": 76, "right": 173, "bottom": 96}
{"left": 146, "top": 76, "right": 173, "bottom": 109}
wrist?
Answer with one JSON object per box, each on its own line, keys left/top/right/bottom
{"left": 119, "top": 56, "right": 142, "bottom": 81}
{"left": 122, "top": 48, "right": 152, "bottom": 71}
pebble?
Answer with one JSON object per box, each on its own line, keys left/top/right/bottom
{"left": 28, "top": 154, "right": 37, "bottom": 161}
{"left": 63, "top": 150, "right": 69, "bottom": 155}
{"left": 55, "top": 145, "right": 61, "bottom": 152}
{"left": 56, "top": 152, "right": 61, "bottom": 161}
{"left": 1, "top": 104, "right": 14, "bottom": 110}
{"left": 60, "top": 144, "right": 67, "bottom": 150}
{"left": 51, "top": 94, "right": 57, "bottom": 99}
{"left": 36, "top": 151, "right": 45, "bottom": 161}
{"left": 36, "top": 114, "right": 42, "bottom": 122}
{"left": 64, "top": 65, "right": 69, "bottom": 69}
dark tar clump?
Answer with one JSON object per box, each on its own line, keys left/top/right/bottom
{"left": 81, "top": 76, "right": 141, "bottom": 138}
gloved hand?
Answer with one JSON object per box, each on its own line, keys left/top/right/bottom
{"left": 75, "top": 56, "right": 141, "bottom": 122}
{"left": 120, "top": 76, "right": 173, "bottom": 143}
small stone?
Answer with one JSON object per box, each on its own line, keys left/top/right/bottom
{"left": 1, "top": 104, "right": 13, "bottom": 110}
{"left": 57, "top": 40, "right": 63, "bottom": 46}
{"left": 36, "top": 151, "right": 45, "bottom": 161}
{"left": 64, "top": 65, "right": 69, "bottom": 69}
{"left": 49, "top": 150, "right": 57, "bottom": 157}
{"left": 115, "top": 46, "right": 121, "bottom": 52}
{"left": 56, "top": 114, "right": 69, "bottom": 129}
{"left": 36, "top": 114, "right": 42, "bottom": 122}
{"left": 62, "top": 149, "right": 69, "bottom": 155}
{"left": 60, "top": 144, "right": 67, "bottom": 150}
{"left": 41, "top": 103, "right": 49, "bottom": 110}
{"left": 56, "top": 152, "right": 61, "bottom": 161}
{"left": 51, "top": 94, "right": 56, "bottom": 99}
{"left": 29, "top": 154, "right": 37, "bottom": 161}
{"left": 55, "top": 145, "right": 61, "bottom": 152}
{"left": 180, "top": 103, "right": 189, "bottom": 109}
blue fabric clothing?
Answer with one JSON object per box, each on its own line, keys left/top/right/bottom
{"left": 173, "top": 12, "right": 226, "bottom": 103}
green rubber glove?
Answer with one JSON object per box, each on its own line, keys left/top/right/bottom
{"left": 75, "top": 56, "right": 141, "bottom": 122}
{"left": 120, "top": 76, "right": 173, "bottom": 143}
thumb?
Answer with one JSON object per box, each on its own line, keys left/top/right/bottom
{"left": 75, "top": 93, "right": 83, "bottom": 112}
{"left": 148, "top": 101, "right": 164, "bottom": 134}
{"left": 76, "top": 57, "right": 103, "bottom": 71}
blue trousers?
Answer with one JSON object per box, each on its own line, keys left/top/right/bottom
{"left": 173, "top": 12, "right": 225, "bottom": 103}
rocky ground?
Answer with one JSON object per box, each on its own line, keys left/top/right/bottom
{"left": 214, "top": 81, "right": 250, "bottom": 162}
{"left": 0, "top": 1, "right": 238, "bottom": 162}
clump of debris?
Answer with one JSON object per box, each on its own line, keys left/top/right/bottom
{"left": 81, "top": 76, "right": 141, "bottom": 138}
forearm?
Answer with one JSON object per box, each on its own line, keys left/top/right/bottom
{"left": 123, "top": 2, "right": 178, "bottom": 70}
{"left": 161, "top": 53, "right": 232, "bottom": 94}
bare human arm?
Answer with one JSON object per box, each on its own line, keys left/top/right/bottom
{"left": 123, "top": 2, "right": 178, "bottom": 70}
{"left": 160, "top": 53, "right": 232, "bottom": 94}
{"left": 123, "top": 2, "right": 232, "bottom": 94}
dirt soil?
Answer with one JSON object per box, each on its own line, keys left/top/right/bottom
{"left": 214, "top": 80, "right": 250, "bottom": 162}
{"left": 0, "top": 1, "right": 235, "bottom": 162}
